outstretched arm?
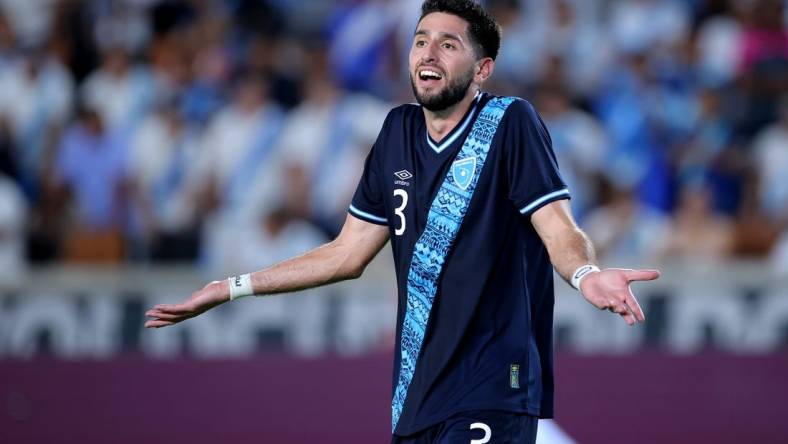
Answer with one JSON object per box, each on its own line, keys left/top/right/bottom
{"left": 531, "top": 200, "right": 660, "bottom": 325}
{"left": 145, "top": 214, "right": 390, "bottom": 328}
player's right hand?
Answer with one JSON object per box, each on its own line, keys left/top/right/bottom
{"left": 144, "top": 280, "right": 230, "bottom": 328}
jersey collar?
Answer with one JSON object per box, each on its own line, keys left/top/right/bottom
{"left": 425, "top": 92, "right": 482, "bottom": 154}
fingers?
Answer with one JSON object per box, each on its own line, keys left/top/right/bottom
{"left": 145, "top": 310, "right": 182, "bottom": 321}
{"left": 586, "top": 268, "right": 653, "bottom": 325}
{"left": 144, "top": 312, "right": 195, "bottom": 328}
{"left": 144, "top": 307, "right": 197, "bottom": 328}
{"left": 623, "top": 288, "right": 645, "bottom": 322}
{"left": 144, "top": 319, "right": 175, "bottom": 328}
{"left": 624, "top": 269, "right": 661, "bottom": 282}
{"left": 620, "top": 311, "right": 635, "bottom": 326}
{"left": 607, "top": 301, "right": 636, "bottom": 326}
{"left": 152, "top": 303, "right": 194, "bottom": 315}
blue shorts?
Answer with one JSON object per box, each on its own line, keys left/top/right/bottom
{"left": 391, "top": 410, "right": 538, "bottom": 444}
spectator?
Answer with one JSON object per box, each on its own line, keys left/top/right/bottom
{"left": 176, "top": 16, "right": 232, "bottom": 124}
{"left": 127, "top": 98, "right": 201, "bottom": 262}
{"left": 608, "top": 0, "right": 691, "bottom": 56}
{"left": 583, "top": 179, "right": 671, "bottom": 263}
{"left": 752, "top": 96, "right": 788, "bottom": 222}
{"left": 593, "top": 52, "right": 672, "bottom": 211}
{"left": 537, "top": 85, "right": 609, "bottom": 218}
{"left": 52, "top": 105, "right": 128, "bottom": 263}
{"left": 695, "top": 2, "right": 744, "bottom": 87}
{"left": 735, "top": 0, "right": 788, "bottom": 135}
{"left": 80, "top": 46, "right": 155, "bottom": 133}
{"left": 0, "top": 44, "right": 73, "bottom": 198}
{"left": 493, "top": 0, "right": 611, "bottom": 97}
{"left": 659, "top": 178, "right": 735, "bottom": 262}
{"left": 193, "top": 70, "right": 286, "bottom": 273}
{"left": 0, "top": 12, "right": 17, "bottom": 68}
{"left": 237, "top": 205, "right": 327, "bottom": 273}
{"left": 0, "top": 0, "right": 776, "bottom": 271}
{"left": 327, "top": 0, "right": 400, "bottom": 96}
{"left": 276, "top": 46, "right": 389, "bottom": 236}
{"left": 676, "top": 87, "right": 741, "bottom": 215}
{"left": 0, "top": 0, "right": 56, "bottom": 49}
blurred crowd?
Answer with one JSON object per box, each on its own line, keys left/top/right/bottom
{"left": 0, "top": 0, "right": 785, "bottom": 278}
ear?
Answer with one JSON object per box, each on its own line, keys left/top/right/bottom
{"left": 475, "top": 57, "right": 495, "bottom": 83}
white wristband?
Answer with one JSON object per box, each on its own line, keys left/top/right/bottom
{"left": 571, "top": 264, "right": 600, "bottom": 291}
{"left": 228, "top": 273, "right": 254, "bottom": 300}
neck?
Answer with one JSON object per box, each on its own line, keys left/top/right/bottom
{"left": 423, "top": 87, "right": 480, "bottom": 141}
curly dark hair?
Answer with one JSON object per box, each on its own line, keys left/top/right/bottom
{"left": 419, "top": 0, "right": 502, "bottom": 60}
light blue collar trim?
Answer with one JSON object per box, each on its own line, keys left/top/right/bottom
{"left": 425, "top": 92, "right": 482, "bottom": 153}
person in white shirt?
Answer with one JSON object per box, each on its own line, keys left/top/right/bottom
{"left": 276, "top": 47, "right": 390, "bottom": 235}
{"left": 192, "top": 71, "right": 287, "bottom": 273}
{"left": 127, "top": 99, "right": 201, "bottom": 261}
{"left": 0, "top": 47, "right": 73, "bottom": 194}
{"left": 80, "top": 46, "right": 155, "bottom": 133}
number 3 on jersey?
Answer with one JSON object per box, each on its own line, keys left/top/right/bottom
{"left": 393, "top": 189, "right": 408, "bottom": 236}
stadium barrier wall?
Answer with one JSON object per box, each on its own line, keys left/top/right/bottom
{"left": 0, "top": 259, "right": 786, "bottom": 443}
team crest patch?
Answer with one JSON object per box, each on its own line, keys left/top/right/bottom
{"left": 452, "top": 156, "right": 476, "bottom": 190}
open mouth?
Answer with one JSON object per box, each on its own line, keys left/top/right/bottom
{"left": 418, "top": 69, "right": 443, "bottom": 80}
{"left": 417, "top": 69, "right": 444, "bottom": 86}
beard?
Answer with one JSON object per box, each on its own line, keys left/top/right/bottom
{"left": 410, "top": 66, "right": 475, "bottom": 112}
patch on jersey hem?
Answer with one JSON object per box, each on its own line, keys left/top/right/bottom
{"left": 510, "top": 364, "right": 520, "bottom": 389}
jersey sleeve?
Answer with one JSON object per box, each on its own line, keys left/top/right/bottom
{"left": 347, "top": 113, "right": 391, "bottom": 226}
{"left": 503, "top": 99, "right": 570, "bottom": 217}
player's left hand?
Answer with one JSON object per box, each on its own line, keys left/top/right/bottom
{"left": 579, "top": 268, "right": 660, "bottom": 325}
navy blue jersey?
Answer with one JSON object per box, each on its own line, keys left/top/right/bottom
{"left": 349, "top": 92, "right": 569, "bottom": 436}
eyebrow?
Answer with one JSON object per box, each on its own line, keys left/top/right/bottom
{"left": 413, "top": 29, "right": 465, "bottom": 44}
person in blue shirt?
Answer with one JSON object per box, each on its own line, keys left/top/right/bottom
{"left": 145, "top": 1, "right": 660, "bottom": 442}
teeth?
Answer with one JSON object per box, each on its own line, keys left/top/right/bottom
{"left": 419, "top": 70, "right": 442, "bottom": 80}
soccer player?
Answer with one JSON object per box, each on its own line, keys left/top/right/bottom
{"left": 145, "top": 1, "right": 660, "bottom": 442}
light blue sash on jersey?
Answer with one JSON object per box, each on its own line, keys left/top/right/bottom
{"left": 391, "top": 96, "right": 516, "bottom": 432}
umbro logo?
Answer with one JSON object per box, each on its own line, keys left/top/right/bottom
{"left": 394, "top": 170, "right": 413, "bottom": 180}
{"left": 394, "top": 169, "right": 412, "bottom": 187}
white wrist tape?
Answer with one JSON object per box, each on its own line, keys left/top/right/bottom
{"left": 571, "top": 264, "right": 600, "bottom": 291}
{"left": 228, "top": 273, "right": 254, "bottom": 300}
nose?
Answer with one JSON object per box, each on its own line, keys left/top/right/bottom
{"left": 427, "top": 42, "right": 439, "bottom": 61}
{"left": 419, "top": 41, "right": 439, "bottom": 64}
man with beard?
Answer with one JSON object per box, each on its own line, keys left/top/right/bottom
{"left": 145, "top": 1, "right": 660, "bottom": 442}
